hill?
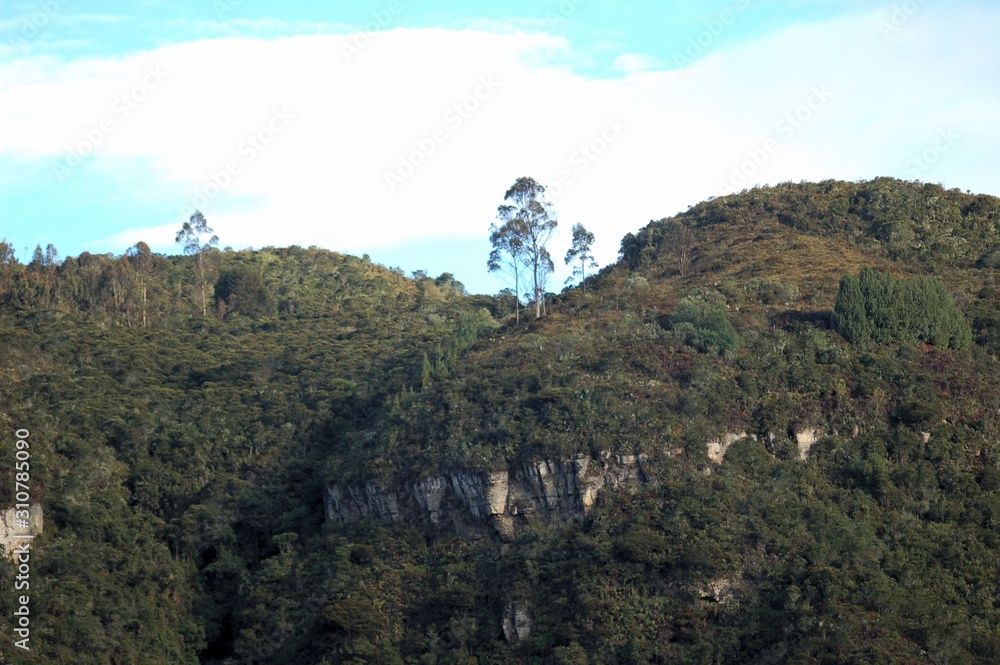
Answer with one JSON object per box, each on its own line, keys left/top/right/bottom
{"left": 1, "top": 178, "right": 1000, "bottom": 664}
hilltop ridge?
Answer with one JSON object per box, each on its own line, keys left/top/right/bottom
{"left": 1, "top": 178, "right": 999, "bottom": 663}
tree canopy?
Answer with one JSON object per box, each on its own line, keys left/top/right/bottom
{"left": 494, "top": 176, "right": 557, "bottom": 319}
{"left": 564, "top": 222, "right": 597, "bottom": 290}
{"left": 833, "top": 266, "right": 972, "bottom": 349}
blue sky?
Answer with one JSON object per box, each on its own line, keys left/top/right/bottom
{"left": 1, "top": 0, "right": 999, "bottom": 294}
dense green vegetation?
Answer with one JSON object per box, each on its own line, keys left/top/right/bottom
{"left": 833, "top": 267, "right": 972, "bottom": 349}
{"left": 668, "top": 295, "right": 741, "bottom": 356}
{"left": 1, "top": 177, "right": 1000, "bottom": 663}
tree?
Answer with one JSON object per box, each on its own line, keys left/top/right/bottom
{"left": 125, "top": 241, "right": 154, "bottom": 327}
{"left": 0, "top": 239, "right": 17, "bottom": 298}
{"left": 495, "top": 177, "right": 557, "bottom": 319}
{"left": 27, "top": 243, "right": 59, "bottom": 300}
{"left": 0, "top": 239, "right": 16, "bottom": 265}
{"left": 665, "top": 219, "right": 696, "bottom": 277}
{"left": 858, "top": 265, "right": 903, "bottom": 344}
{"left": 30, "top": 244, "right": 45, "bottom": 268}
{"left": 488, "top": 217, "right": 527, "bottom": 325}
{"left": 832, "top": 274, "right": 871, "bottom": 344}
{"left": 669, "top": 296, "right": 741, "bottom": 355}
{"left": 214, "top": 265, "right": 273, "bottom": 318}
{"left": 176, "top": 211, "right": 219, "bottom": 316}
{"left": 434, "top": 272, "right": 466, "bottom": 295}
{"left": 904, "top": 276, "right": 972, "bottom": 349}
{"left": 833, "top": 267, "right": 971, "bottom": 349}
{"left": 564, "top": 223, "right": 597, "bottom": 291}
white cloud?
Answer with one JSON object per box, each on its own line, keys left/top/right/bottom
{"left": 87, "top": 223, "right": 179, "bottom": 253}
{"left": 612, "top": 53, "right": 659, "bottom": 73}
{"left": 2, "top": 3, "right": 1000, "bottom": 278}
{"left": 0, "top": 13, "right": 125, "bottom": 33}
{"left": 159, "top": 17, "right": 357, "bottom": 39}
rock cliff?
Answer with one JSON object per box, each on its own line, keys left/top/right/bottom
{"left": 795, "top": 428, "right": 818, "bottom": 460}
{"left": 0, "top": 504, "right": 43, "bottom": 559}
{"left": 707, "top": 432, "right": 751, "bottom": 464}
{"left": 325, "top": 428, "right": 830, "bottom": 536}
{"left": 324, "top": 452, "right": 647, "bottom": 538}
{"left": 708, "top": 427, "right": 826, "bottom": 463}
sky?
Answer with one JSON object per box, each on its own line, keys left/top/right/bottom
{"left": 1, "top": 0, "right": 998, "bottom": 294}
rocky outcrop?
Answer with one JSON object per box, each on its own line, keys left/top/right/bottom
{"left": 325, "top": 482, "right": 401, "bottom": 522}
{"left": 709, "top": 428, "right": 829, "bottom": 462}
{"left": 795, "top": 428, "right": 818, "bottom": 460}
{"left": 706, "top": 432, "right": 751, "bottom": 464}
{"left": 698, "top": 575, "right": 744, "bottom": 604}
{"left": 325, "top": 428, "right": 837, "bottom": 535}
{"left": 450, "top": 470, "right": 510, "bottom": 518}
{"left": 1, "top": 505, "right": 43, "bottom": 559}
{"left": 411, "top": 476, "right": 449, "bottom": 523}
{"left": 502, "top": 600, "right": 532, "bottom": 642}
{"left": 324, "top": 452, "right": 647, "bottom": 535}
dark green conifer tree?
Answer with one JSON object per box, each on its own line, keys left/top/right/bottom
{"left": 835, "top": 267, "right": 971, "bottom": 349}
{"left": 832, "top": 274, "right": 872, "bottom": 344}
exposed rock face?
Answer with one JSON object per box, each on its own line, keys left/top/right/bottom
{"left": 0, "top": 505, "right": 43, "bottom": 559}
{"left": 698, "top": 576, "right": 743, "bottom": 604}
{"left": 706, "top": 432, "right": 750, "bottom": 464}
{"left": 795, "top": 428, "right": 818, "bottom": 460}
{"left": 412, "top": 476, "right": 449, "bottom": 524}
{"left": 450, "top": 470, "right": 510, "bottom": 518}
{"left": 709, "top": 428, "right": 829, "bottom": 462}
{"left": 502, "top": 600, "right": 532, "bottom": 642}
{"left": 325, "top": 482, "right": 402, "bottom": 523}
{"left": 325, "top": 428, "right": 836, "bottom": 534}
{"left": 324, "top": 453, "right": 647, "bottom": 535}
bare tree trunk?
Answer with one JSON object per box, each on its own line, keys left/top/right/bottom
{"left": 514, "top": 265, "right": 520, "bottom": 326}
{"left": 533, "top": 261, "right": 541, "bottom": 319}
{"left": 669, "top": 222, "right": 696, "bottom": 277}
{"left": 197, "top": 254, "right": 206, "bottom": 316}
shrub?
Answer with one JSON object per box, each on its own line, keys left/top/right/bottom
{"left": 745, "top": 276, "right": 800, "bottom": 305}
{"left": 669, "top": 296, "right": 741, "bottom": 355}
{"left": 214, "top": 265, "right": 274, "bottom": 318}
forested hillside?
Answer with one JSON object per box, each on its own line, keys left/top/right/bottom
{"left": 2, "top": 178, "right": 1000, "bottom": 664}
